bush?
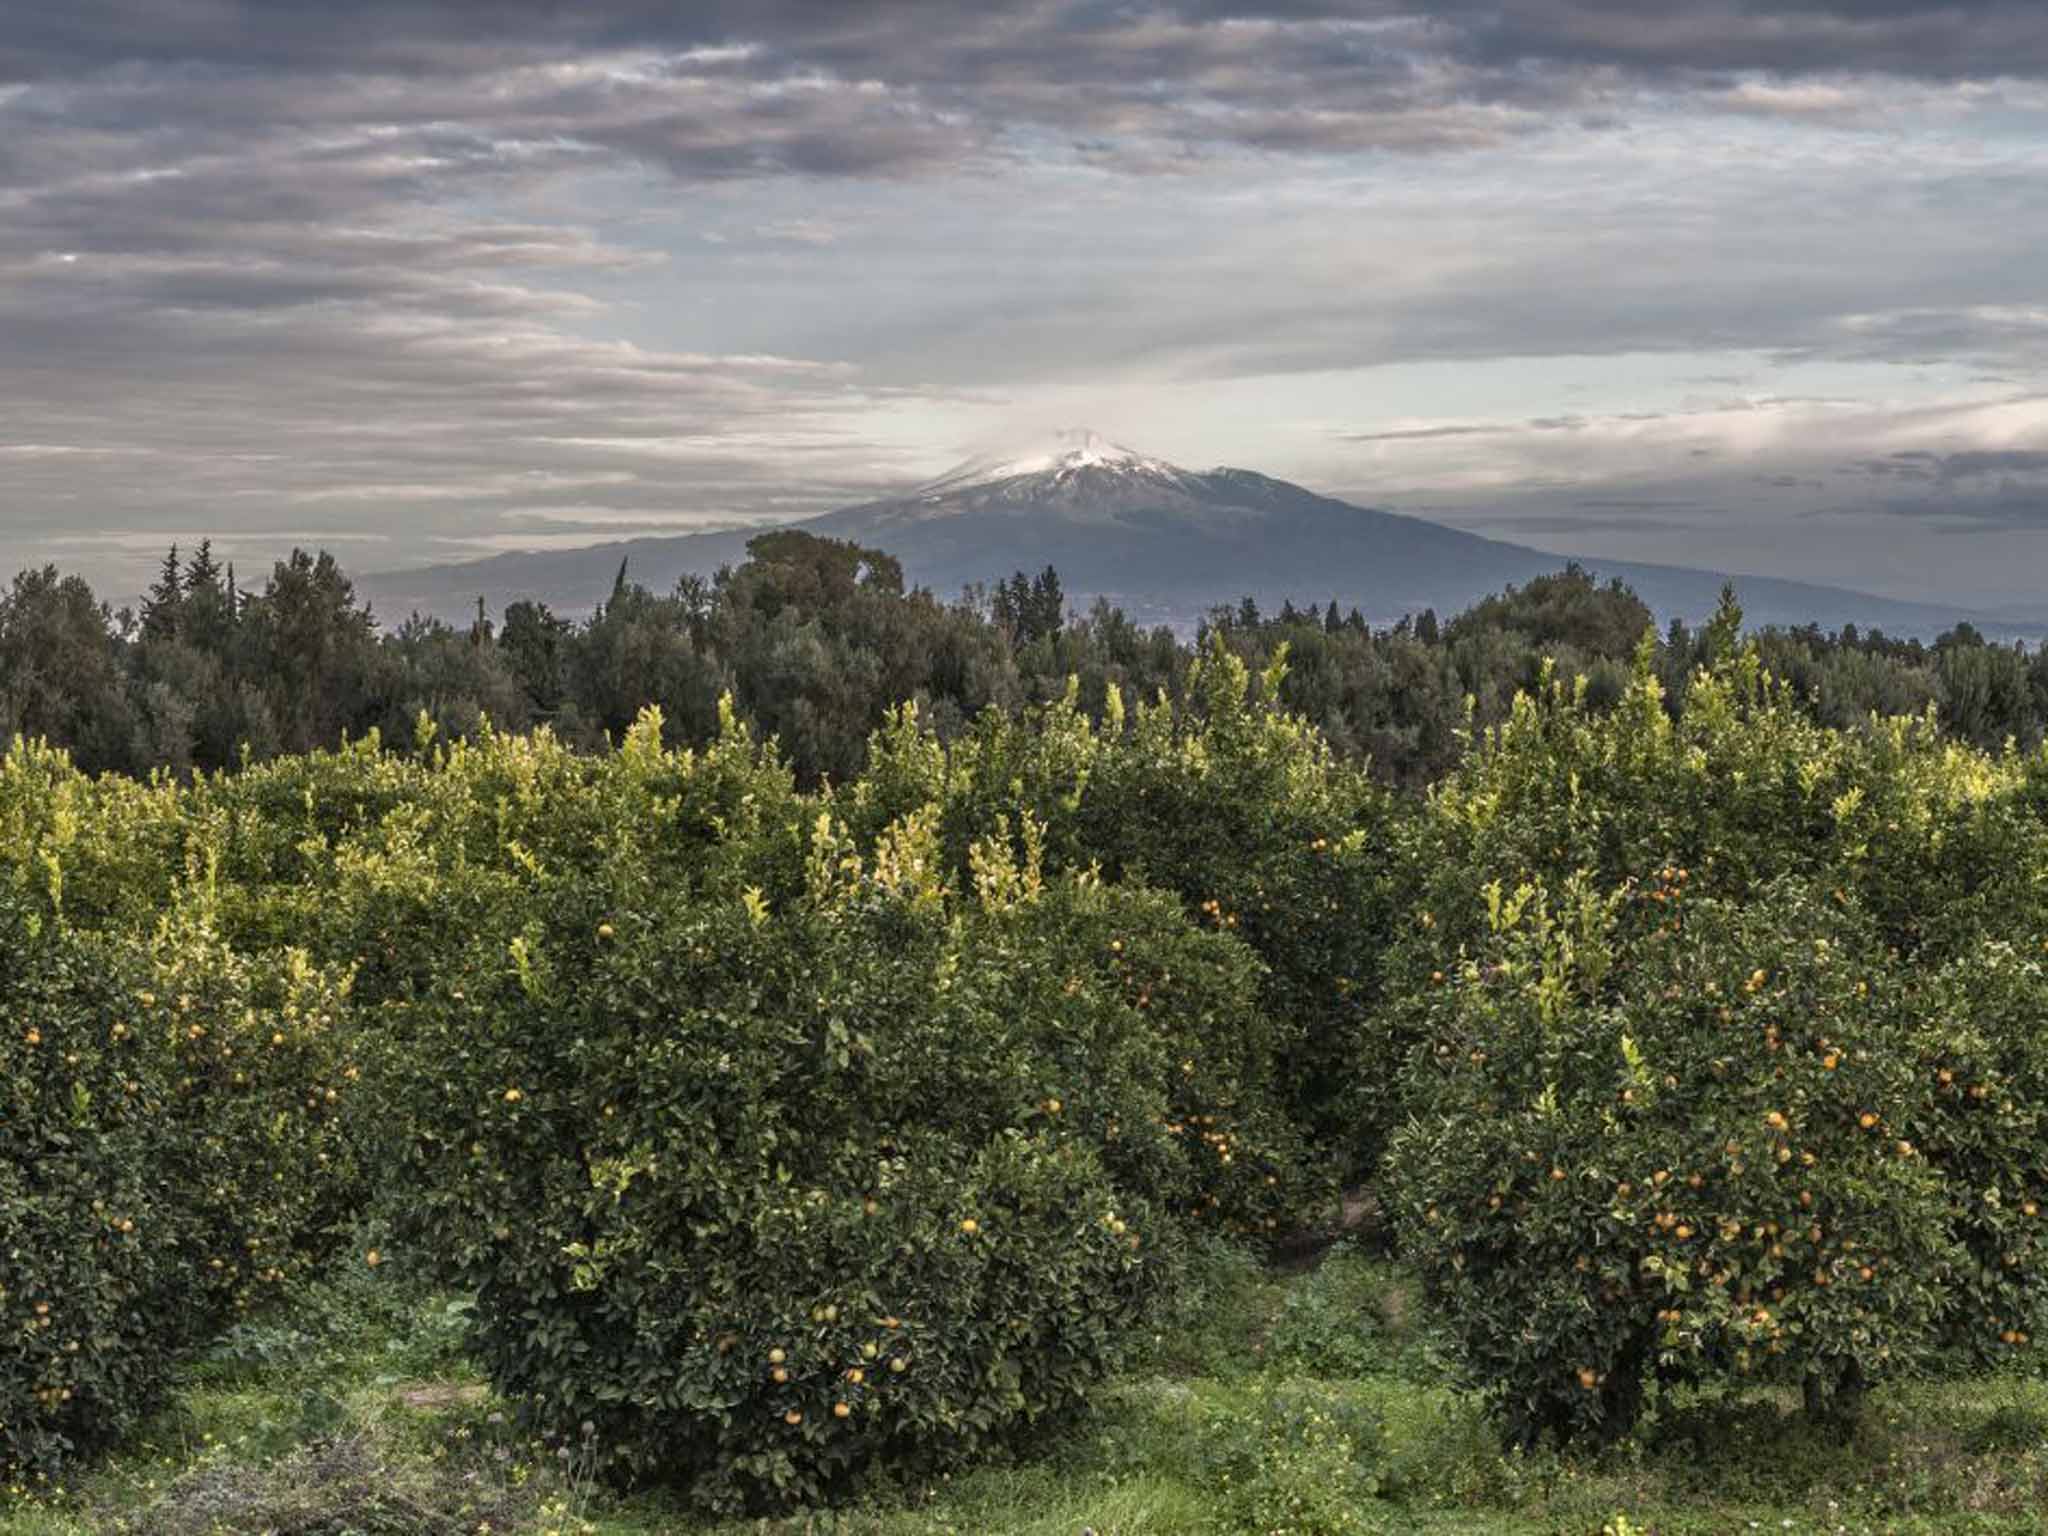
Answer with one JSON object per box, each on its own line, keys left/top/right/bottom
{"left": 0, "top": 881, "right": 357, "bottom": 1477}
{"left": 1385, "top": 878, "right": 1956, "bottom": 1449}
{"left": 847, "top": 641, "right": 1398, "bottom": 1158}
{"left": 1394, "top": 651, "right": 2046, "bottom": 979}
{"left": 1372, "top": 646, "right": 2048, "bottom": 1180}
{"left": 384, "top": 806, "right": 1313, "bottom": 1511}
{"left": 1911, "top": 941, "right": 2048, "bottom": 1367}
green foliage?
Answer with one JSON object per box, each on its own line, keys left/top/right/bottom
{"left": 1910, "top": 941, "right": 2048, "bottom": 1367}
{"left": 1265, "top": 1250, "right": 1438, "bottom": 1384}
{"left": 1403, "top": 648, "right": 2047, "bottom": 967}
{"left": 1191, "top": 1379, "right": 1389, "bottom": 1535}
{"left": 1387, "top": 879, "right": 1957, "bottom": 1449}
{"left": 4, "top": 531, "right": 2047, "bottom": 1507}
{"left": 1375, "top": 645, "right": 2048, "bottom": 1171}
{"left": 376, "top": 780, "right": 1312, "bottom": 1512}
{"left": 848, "top": 641, "right": 1398, "bottom": 1159}
{"left": 0, "top": 883, "right": 357, "bottom": 1478}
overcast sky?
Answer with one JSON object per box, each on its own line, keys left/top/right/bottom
{"left": 4, "top": 1, "right": 2047, "bottom": 609}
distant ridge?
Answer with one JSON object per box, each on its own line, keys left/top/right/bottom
{"left": 361, "top": 431, "right": 2045, "bottom": 641}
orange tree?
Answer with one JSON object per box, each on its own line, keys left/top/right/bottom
{"left": 1371, "top": 639, "right": 2048, "bottom": 1170}
{"left": 1385, "top": 877, "right": 1955, "bottom": 1449}
{"left": 843, "top": 640, "right": 1398, "bottom": 1163}
{"left": 0, "top": 881, "right": 356, "bottom": 1478}
{"left": 1910, "top": 941, "right": 2048, "bottom": 1368}
{"left": 379, "top": 801, "right": 1312, "bottom": 1512}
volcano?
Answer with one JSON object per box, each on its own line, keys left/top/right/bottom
{"left": 360, "top": 430, "right": 2037, "bottom": 639}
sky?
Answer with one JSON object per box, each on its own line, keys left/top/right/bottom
{"left": 3, "top": 1, "right": 2047, "bottom": 611}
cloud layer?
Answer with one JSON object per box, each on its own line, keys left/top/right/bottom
{"left": 3, "top": 2, "right": 2046, "bottom": 607}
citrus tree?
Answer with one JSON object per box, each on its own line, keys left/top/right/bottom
{"left": 380, "top": 793, "right": 1309, "bottom": 1511}
{"left": 0, "top": 880, "right": 356, "bottom": 1477}
{"left": 1386, "top": 877, "right": 1955, "bottom": 1448}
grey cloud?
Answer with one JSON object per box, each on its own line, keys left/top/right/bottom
{"left": 1863, "top": 487, "right": 2048, "bottom": 531}
{"left": 1843, "top": 450, "right": 2048, "bottom": 531}
{"left": 1850, "top": 448, "right": 2048, "bottom": 484}
{"left": 1935, "top": 450, "right": 2048, "bottom": 481}
{"left": 12, "top": 4, "right": 2043, "bottom": 208}
{"left": 1443, "top": 1, "right": 2048, "bottom": 83}
{"left": 6, "top": 1, "right": 2048, "bottom": 605}
{"left": 1426, "top": 508, "right": 1696, "bottom": 535}
{"left": 16, "top": 4, "right": 2048, "bottom": 89}
{"left": 1828, "top": 447, "right": 2048, "bottom": 530}
{"left": 1335, "top": 423, "right": 1501, "bottom": 442}
{"left": 1339, "top": 413, "right": 1613, "bottom": 445}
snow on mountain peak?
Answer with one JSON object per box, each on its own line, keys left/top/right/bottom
{"left": 914, "top": 429, "right": 1183, "bottom": 496}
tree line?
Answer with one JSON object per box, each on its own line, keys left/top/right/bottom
{"left": 3, "top": 531, "right": 2044, "bottom": 786}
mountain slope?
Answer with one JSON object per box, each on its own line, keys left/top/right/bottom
{"left": 360, "top": 431, "right": 2040, "bottom": 640}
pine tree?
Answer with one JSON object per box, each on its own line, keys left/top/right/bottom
{"left": 140, "top": 545, "right": 184, "bottom": 641}
{"left": 184, "top": 539, "right": 222, "bottom": 599}
{"left": 1028, "top": 566, "right": 1065, "bottom": 641}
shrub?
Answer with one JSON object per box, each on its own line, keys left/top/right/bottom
{"left": 1394, "top": 650, "right": 2046, "bottom": 985}
{"left": 1385, "top": 878, "right": 1956, "bottom": 1449}
{"left": 1373, "top": 646, "right": 2048, "bottom": 1181}
{"left": 1911, "top": 941, "right": 2048, "bottom": 1367}
{"left": 846, "top": 642, "right": 1399, "bottom": 1159}
{"left": 384, "top": 808, "right": 1311, "bottom": 1511}
{"left": 0, "top": 881, "right": 356, "bottom": 1477}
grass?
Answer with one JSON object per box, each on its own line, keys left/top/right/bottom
{"left": 11, "top": 1238, "right": 2048, "bottom": 1536}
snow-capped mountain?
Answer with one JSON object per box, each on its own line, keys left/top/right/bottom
{"left": 360, "top": 431, "right": 2039, "bottom": 639}
{"left": 911, "top": 429, "right": 1187, "bottom": 496}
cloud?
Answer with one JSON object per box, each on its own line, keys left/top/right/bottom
{"left": 1936, "top": 449, "right": 2048, "bottom": 480}
{"left": 6, "top": 1, "right": 2048, "bottom": 603}
{"left": 1435, "top": 509, "right": 1692, "bottom": 536}
{"left": 1335, "top": 422, "right": 1503, "bottom": 443}
{"left": 1838, "top": 445, "right": 2048, "bottom": 529}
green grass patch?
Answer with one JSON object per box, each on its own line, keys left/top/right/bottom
{"left": 10, "top": 1242, "right": 2048, "bottom": 1536}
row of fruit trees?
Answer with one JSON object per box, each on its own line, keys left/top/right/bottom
{"left": 4, "top": 638, "right": 2046, "bottom": 1510}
